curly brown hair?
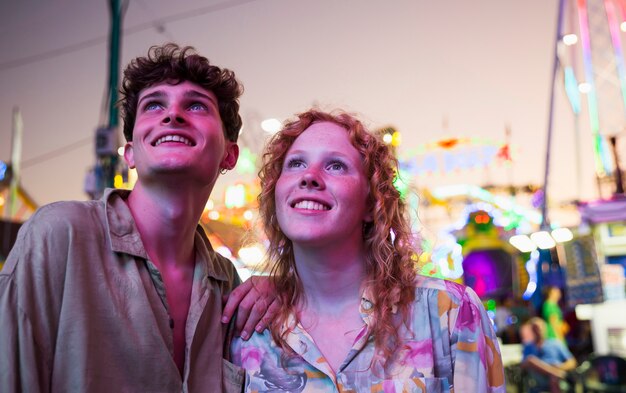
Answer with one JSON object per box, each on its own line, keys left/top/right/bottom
{"left": 120, "top": 43, "right": 243, "bottom": 142}
{"left": 258, "top": 109, "right": 417, "bottom": 369}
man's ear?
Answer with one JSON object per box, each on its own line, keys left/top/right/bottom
{"left": 123, "top": 142, "right": 135, "bottom": 169}
{"left": 220, "top": 142, "right": 239, "bottom": 170}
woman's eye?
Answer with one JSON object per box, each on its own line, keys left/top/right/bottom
{"left": 286, "top": 159, "right": 304, "bottom": 168}
{"left": 328, "top": 161, "right": 346, "bottom": 171}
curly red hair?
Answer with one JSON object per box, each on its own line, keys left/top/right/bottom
{"left": 258, "top": 109, "right": 417, "bottom": 369}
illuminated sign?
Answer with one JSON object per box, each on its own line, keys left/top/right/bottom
{"left": 399, "top": 137, "right": 510, "bottom": 176}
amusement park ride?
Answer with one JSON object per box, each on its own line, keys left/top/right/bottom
{"left": 556, "top": 0, "right": 626, "bottom": 322}
{"left": 399, "top": 0, "right": 626, "bottom": 355}
{"left": 401, "top": 0, "right": 626, "bottom": 304}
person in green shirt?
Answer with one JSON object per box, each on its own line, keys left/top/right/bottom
{"left": 542, "top": 286, "right": 568, "bottom": 341}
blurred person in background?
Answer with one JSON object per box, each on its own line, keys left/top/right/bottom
{"left": 543, "top": 286, "right": 569, "bottom": 342}
{"left": 521, "top": 317, "right": 577, "bottom": 393}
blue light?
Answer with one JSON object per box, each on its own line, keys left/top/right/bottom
{"left": 0, "top": 161, "right": 7, "bottom": 181}
{"left": 522, "top": 250, "right": 540, "bottom": 300}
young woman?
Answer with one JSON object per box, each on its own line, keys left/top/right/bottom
{"left": 231, "top": 109, "right": 505, "bottom": 392}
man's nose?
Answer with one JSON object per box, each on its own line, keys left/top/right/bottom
{"left": 161, "top": 106, "right": 186, "bottom": 125}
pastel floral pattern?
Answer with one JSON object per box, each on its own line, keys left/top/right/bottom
{"left": 231, "top": 275, "right": 506, "bottom": 392}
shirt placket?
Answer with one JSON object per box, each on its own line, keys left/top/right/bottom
{"left": 142, "top": 255, "right": 211, "bottom": 390}
{"left": 182, "top": 255, "right": 211, "bottom": 386}
{"left": 283, "top": 301, "right": 374, "bottom": 392}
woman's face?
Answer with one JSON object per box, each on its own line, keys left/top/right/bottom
{"left": 274, "top": 121, "right": 372, "bottom": 248}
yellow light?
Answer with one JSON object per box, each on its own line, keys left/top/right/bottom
{"left": 208, "top": 211, "right": 220, "bottom": 220}
{"left": 243, "top": 210, "right": 254, "bottom": 220}
{"left": 205, "top": 199, "right": 214, "bottom": 210}
{"left": 0, "top": 196, "right": 4, "bottom": 206}
{"left": 114, "top": 174, "right": 124, "bottom": 188}
{"left": 391, "top": 131, "right": 402, "bottom": 147}
{"left": 127, "top": 168, "right": 137, "bottom": 188}
{"left": 383, "top": 133, "right": 393, "bottom": 144}
{"left": 551, "top": 228, "right": 573, "bottom": 243}
{"left": 509, "top": 235, "right": 537, "bottom": 253}
{"left": 530, "top": 231, "right": 556, "bottom": 249}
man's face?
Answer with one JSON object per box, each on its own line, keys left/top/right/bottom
{"left": 124, "top": 80, "right": 238, "bottom": 187}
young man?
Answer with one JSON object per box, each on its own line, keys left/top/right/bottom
{"left": 0, "top": 44, "right": 273, "bottom": 392}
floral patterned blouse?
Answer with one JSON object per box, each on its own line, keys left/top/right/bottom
{"left": 230, "top": 275, "right": 506, "bottom": 392}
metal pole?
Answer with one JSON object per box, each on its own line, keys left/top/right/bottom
{"left": 8, "top": 107, "right": 22, "bottom": 219}
{"left": 108, "top": 0, "right": 122, "bottom": 129}
{"left": 541, "top": 0, "right": 567, "bottom": 230}
{"left": 95, "top": 0, "right": 123, "bottom": 197}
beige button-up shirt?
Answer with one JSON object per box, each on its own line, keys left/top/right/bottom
{"left": 0, "top": 188, "right": 243, "bottom": 392}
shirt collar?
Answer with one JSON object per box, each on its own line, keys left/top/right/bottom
{"left": 360, "top": 286, "right": 398, "bottom": 326}
{"left": 102, "top": 188, "right": 229, "bottom": 282}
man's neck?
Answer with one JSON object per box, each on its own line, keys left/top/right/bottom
{"left": 126, "top": 181, "right": 210, "bottom": 268}
{"left": 126, "top": 180, "right": 210, "bottom": 377}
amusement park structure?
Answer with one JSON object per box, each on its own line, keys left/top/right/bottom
{"left": 555, "top": 0, "right": 626, "bottom": 308}
{"left": 554, "top": 0, "right": 626, "bottom": 198}
{"left": 367, "top": 1, "right": 626, "bottom": 335}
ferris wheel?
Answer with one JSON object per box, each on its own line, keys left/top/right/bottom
{"left": 557, "top": 0, "right": 626, "bottom": 190}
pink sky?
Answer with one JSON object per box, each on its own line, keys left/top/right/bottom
{"left": 0, "top": 0, "right": 610, "bottom": 209}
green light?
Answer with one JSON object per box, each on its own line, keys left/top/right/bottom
{"left": 393, "top": 169, "right": 411, "bottom": 199}
{"left": 235, "top": 147, "right": 257, "bottom": 174}
{"left": 225, "top": 184, "right": 246, "bottom": 209}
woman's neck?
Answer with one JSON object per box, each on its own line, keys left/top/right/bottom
{"left": 293, "top": 242, "right": 367, "bottom": 315}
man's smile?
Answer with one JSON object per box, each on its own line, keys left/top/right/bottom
{"left": 153, "top": 134, "right": 195, "bottom": 147}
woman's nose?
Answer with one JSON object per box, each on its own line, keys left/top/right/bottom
{"left": 299, "top": 171, "right": 325, "bottom": 189}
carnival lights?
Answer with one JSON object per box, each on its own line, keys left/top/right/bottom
{"left": 509, "top": 235, "right": 537, "bottom": 253}
{"left": 261, "top": 118, "right": 281, "bottom": 134}
{"left": 238, "top": 244, "right": 265, "bottom": 266}
{"left": 508, "top": 228, "right": 574, "bottom": 252}
{"left": 563, "top": 33, "right": 578, "bottom": 46}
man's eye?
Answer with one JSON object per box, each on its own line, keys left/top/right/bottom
{"left": 189, "top": 103, "right": 207, "bottom": 111}
{"left": 144, "top": 102, "right": 162, "bottom": 111}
